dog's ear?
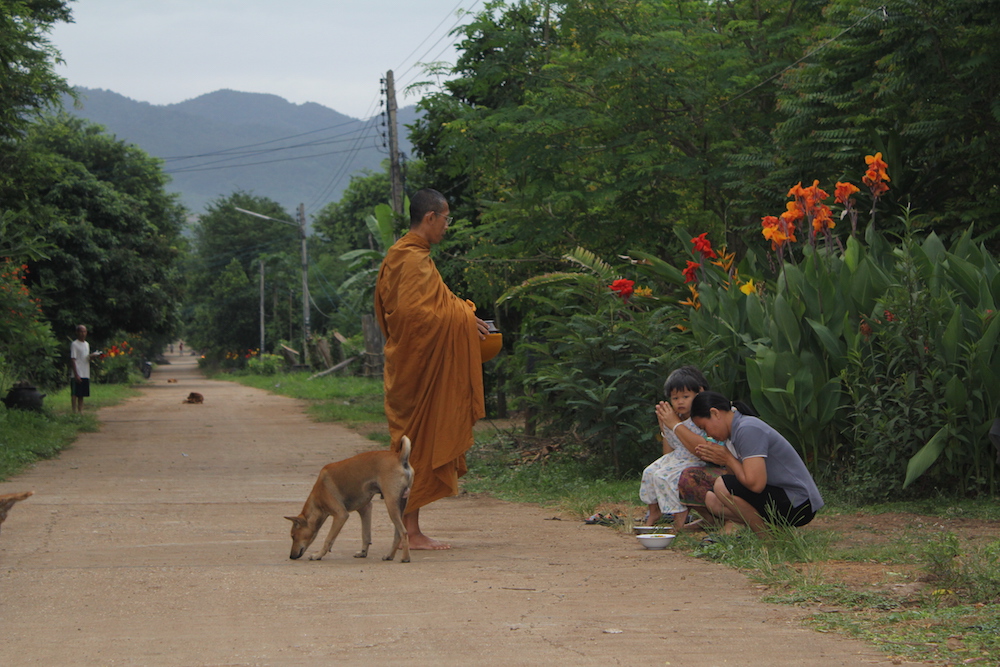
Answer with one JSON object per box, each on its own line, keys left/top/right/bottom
{"left": 284, "top": 515, "right": 305, "bottom": 526}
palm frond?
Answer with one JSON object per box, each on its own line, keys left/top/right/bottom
{"left": 563, "top": 247, "right": 616, "bottom": 281}
{"left": 496, "top": 272, "right": 596, "bottom": 303}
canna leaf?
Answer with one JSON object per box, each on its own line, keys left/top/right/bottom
{"left": 940, "top": 308, "right": 963, "bottom": 365}
{"left": 772, "top": 294, "right": 801, "bottom": 350}
{"left": 903, "top": 427, "right": 951, "bottom": 488}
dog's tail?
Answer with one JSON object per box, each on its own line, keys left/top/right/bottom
{"left": 398, "top": 436, "right": 413, "bottom": 518}
{"left": 398, "top": 435, "right": 412, "bottom": 470}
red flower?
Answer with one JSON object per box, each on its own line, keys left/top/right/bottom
{"left": 690, "top": 233, "right": 718, "bottom": 260}
{"left": 683, "top": 261, "right": 701, "bottom": 284}
{"left": 610, "top": 279, "right": 634, "bottom": 300}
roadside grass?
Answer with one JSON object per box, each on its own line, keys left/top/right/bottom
{"left": 0, "top": 383, "right": 141, "bottom": 481}
{"left": 215, "top": 372, "right": 1000, "bottom": 664}
{"left": 227, "top": 371, "right": 390, "bottom": 445}
{"left": 462, "top": 432, "right": 1000, "bottom": 665}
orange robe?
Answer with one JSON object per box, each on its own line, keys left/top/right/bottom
{"left": 375, "top": 232, "right": 485, "bottom": 513}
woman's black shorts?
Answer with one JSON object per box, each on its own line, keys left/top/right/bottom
{"left": 720, "top": 474, "right": 815, "bottom": 527}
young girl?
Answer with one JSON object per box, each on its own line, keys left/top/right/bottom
{"left": 638, "top": 366, "right": 722, "bottom": 529}
{"left": 690, "top": 391, "right": 824, "bottom": 534}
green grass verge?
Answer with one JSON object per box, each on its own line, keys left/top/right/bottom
{"left": 225, "top": 371, "right": 388, "bottom": 443}
{"left": 0, "top": 383, "right": 142, "bottom": 481}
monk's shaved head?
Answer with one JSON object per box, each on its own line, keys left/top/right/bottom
{"left": 409, "top": 189, "right": 447, "bottom": 227}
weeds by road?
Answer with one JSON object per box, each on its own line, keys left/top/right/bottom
{"left": 0, "top": 384, "right": 138, "bottom": 481}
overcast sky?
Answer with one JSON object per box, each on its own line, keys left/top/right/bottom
{"left": 49, "top": 0, "right": 484, "bottom": 119}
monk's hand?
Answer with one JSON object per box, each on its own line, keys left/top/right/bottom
{"left": 475, "top": 317, "right": 489, "bottom": 339}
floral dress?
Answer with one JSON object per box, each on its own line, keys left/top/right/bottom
{"left": 639, "top": 419, "right": 733, "bottom": 514}
{"left": 638, "top": 418, "right": 708, "bottom": 515}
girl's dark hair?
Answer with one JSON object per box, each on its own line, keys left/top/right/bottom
{"left": 663, "top": 365, "right": 710, "bottom": 398}
{"left": 689, "top": 391, "right": 757, "bottom": 418}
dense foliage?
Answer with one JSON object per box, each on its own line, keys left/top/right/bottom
{"left": 1, "top": 3, "right": 185, "bottom": 389}
{"left": 183, "top": 192, "right": 300, "bottom": 362}
{"left": 393, "top": 0, "right": 1000, "bottom": 497}
{"left": 19, "top": 115, "right": 186, "bottom": 347}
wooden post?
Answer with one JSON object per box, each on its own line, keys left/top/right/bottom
{"left": 361, "top": 314, "right": 385, "bottom": 378}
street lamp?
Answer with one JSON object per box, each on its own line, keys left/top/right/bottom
{"left": 234, "top": 205, "right": 310, "bottom": 364}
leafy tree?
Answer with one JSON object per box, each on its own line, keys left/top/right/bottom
{"left": 187, "top": 258, "right": 259, "bottom": 361}
{"left": 0, "top": 0, "right": 73, "bottom": 147}
{"left": 313, "top": 168, "right": 395, "bottom": 256}
{"left": 9, "top": 115, "right": 185, "bottom": 354}
{"left": 412, "top": 0, "right": 826, "bottom": 307}
{"left": 185, "top": 191, "right": 300, "bottom": 357}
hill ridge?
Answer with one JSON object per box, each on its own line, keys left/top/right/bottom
{"left": 64, "top": 87, "right": 419, "bottom": 217}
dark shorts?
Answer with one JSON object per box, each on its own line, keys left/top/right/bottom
{"left": 72, "top": 378, "right": 90, "bottom": 398}
{"left": 720, "top": 474, "right": 815, "bottom": 527}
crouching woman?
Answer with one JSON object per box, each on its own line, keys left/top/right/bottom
{"left": 689, "top": 391, "right": 823, "bottom": 534}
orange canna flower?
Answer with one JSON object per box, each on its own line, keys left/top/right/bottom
{"left": 812, "top": 205, "right": 835, "bottom": 233}
{"left": 834, "top": 181, "right": 860, "bottom": 204}
{"left": 864, "top": 152, "right": 890, "bottom": 180}
{"left": 780, "top": 201, "right": 805, "bottom": 226}
{"left": 863, "top": 153, "right": 891, "bottom": 197}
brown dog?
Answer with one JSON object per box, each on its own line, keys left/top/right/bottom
{"left": 285, "top": 436, "right": 412, "bottom": 563}
{"left": 0, "top": 490, "right": 33, "bottom": 537}
{"left": 183, "top": 392, "right": 203, "bottom": 404}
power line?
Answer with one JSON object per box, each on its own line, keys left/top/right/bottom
{"left": 393, "top": 0, "right": 468, "bottom": 75}
{"left": 164, "top": 138, "right": 380, "bottom": 174}
{"left": 398, "top": 1, "right": 482, "bottom": 90}
{"left": 160, "top": 118, "right": 366, "bottom": 161}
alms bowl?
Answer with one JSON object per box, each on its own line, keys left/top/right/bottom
{"left": 633, "top": 525, "right": 662, "bottom": 535}
{"left": 637, "top": 533, "right": 676, "bottom": 550}
{"left": 480, "top": 332, "right": 503, "bottom": 362}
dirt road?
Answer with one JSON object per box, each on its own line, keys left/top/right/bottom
{"left": 0, "top": 355, "right": 902, "bottom": 666}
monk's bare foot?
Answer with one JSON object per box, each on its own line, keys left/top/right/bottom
{"left": 408, "top": 533, "right": 451, "bottom": 550}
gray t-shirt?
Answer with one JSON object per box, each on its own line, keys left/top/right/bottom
{"left": 730, "top": 411, "right": 824, "bottom": 511}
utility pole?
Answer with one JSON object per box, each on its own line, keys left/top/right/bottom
{"left": 385, "top": 70, "right": 404, "bottom": 219}
{"left": 298, "top": 203, "right": 310, "bottom": 351}
{"left": 259, "top": 260, "right": 265, "bottom": 356}
{"left": 234, "top": 205, "right": 310, "bottom": 365}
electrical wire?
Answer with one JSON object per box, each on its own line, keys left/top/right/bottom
{"left": 159, "top": 117, "right": 366, "bottom": 161}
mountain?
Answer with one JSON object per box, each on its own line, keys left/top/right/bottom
{"left": 63, "top": 87, "right": 421, "bottom": 217}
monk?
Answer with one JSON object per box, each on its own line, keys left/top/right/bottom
{"left": 374, "top": 188, "right": 488, "bottom": 550}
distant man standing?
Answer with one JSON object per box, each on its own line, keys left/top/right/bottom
{"left": 375, "top": 189, "right": 488, "bottom": 550}
{"left": 70, "top": 325, "right": 99, "bottom": 414}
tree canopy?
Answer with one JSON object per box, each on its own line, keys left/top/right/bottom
{"left": 14, "top": 114, "right": 187, "bottom": 348}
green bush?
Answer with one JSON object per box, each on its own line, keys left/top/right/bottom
{"left": 246, "top": 353, "right": 283, "bottom": 375}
